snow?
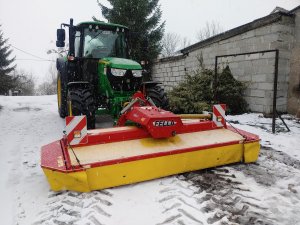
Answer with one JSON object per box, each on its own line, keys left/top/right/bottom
{"left": 227, "top": 113, "right": 300, "bottom": 160}
{"left": 0, "top": 95, "right": 300, "bottom": 225}
{"left": 0, "top": 95, "right": 64, "bottom": 225}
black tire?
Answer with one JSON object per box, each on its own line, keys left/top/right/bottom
{"left": 57, "top": 72, "right": 67, "bottom": 118}
{"left": 146, "top": 85, "right": 169, "bottom": 110}
{"left": 67, "top": 88, "right": 96, "bottom": 129}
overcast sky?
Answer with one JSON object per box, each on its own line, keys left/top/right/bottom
{"left": 0, "top": 0, "right": 299, "bottom": 84}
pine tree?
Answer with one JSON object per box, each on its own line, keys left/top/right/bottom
{"left": 95, "top": 0, "right": 165, "bottom": 65}
{"left": 0, "top": 25, "right": 16, "bottom": 95}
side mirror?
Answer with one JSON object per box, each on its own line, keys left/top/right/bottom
{"left": 56, "top": 29, "right": 65, "bottom": 47}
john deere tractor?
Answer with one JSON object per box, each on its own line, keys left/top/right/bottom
{"left": 56, "top": 19, "right": 168, "bottom": 128}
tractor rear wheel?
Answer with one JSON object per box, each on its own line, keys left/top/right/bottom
{"left": 146, "top": 85, "right": 169, "bottom": 110}
{"left": 57, "top": 72, "right": 67, "bottom": 118}
{"left": 67, "top": 88, "right": 96, "bottom": 129}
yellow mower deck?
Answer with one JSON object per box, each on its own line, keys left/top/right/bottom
{"left": 41, "top": 127, "right": 260, "bottom": 192}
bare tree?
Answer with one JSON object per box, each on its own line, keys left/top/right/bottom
{"left": 161, "top": 33, "right": 192, "bottom": 57}
{"left": 181, "top": 36, "right": 191, "bottom": 49}
{"left": 47, "top": 46, "right": 68, "bottom": 58}
{"left": 47, "top": 40, "right": 69, "bottom": 58}
{"left": 36, "top": 63, "right": 57, "bottom": 95}
{"left": 196, "top": 21, "right": 223, "bottom": 41}
{"left": 161, "top": 32, "right": 181, "bottom": 57}
{"left": 12, "top": 70, "right": 36, "bottom": 95}
{"left": 37, "top": 82, "right": 56, "bottom": 95}
{"left": 47, "top": 62, "right": 57, "bottom": 84}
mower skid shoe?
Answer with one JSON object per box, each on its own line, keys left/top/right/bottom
{"left": 43, "top": 169, "right": 90, "bottom": 192}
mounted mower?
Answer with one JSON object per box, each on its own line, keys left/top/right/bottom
{"left": 40, "top": 19, "right": 260, "bottom": 192}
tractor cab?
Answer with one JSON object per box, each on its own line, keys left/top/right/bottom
{"left": 57, "top": 21, "right": 129, "bottom": 59}
{"left": 81, "top": 24, "right": 127, "bottom": 59}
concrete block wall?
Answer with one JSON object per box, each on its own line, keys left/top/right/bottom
{"left": 152, "top": 14, "right": 296, "bottom": 114}
{"left": 217, "top": 52, "right": 277, "bottom": 113}
{"left": 152, "top": 56, "right": 186, "bottom": 91}
{"left": 288, "top": 8, "right": 300, "bottom": 116}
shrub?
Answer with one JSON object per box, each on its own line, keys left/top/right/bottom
{"left": 168, "top": 65, "right": 248, "bottom": 114}
{"left": 168, "top": 69, "right": 213, "bottom": 113}
{"left": 216, "top": 66, "right": 248, "bottom": 114}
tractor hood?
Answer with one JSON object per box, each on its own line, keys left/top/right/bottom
{"left": 100, "top": 57, "right": 142, "bottom": 70}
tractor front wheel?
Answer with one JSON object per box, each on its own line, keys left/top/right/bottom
{"left": 57, "top": 72, "right": 67, "bottom": 118}
{"left": 146, "top": 85, "right": 169, "bottom": 110}
{"left": 67, "top": 88, "right": 96, "bottom": 129}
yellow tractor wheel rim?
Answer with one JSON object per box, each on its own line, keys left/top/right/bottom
{"left": 68, "top": 100, "right": 73, "bottom": 116}
{"left": 57, "top": 75, "right": 62, "bottom": 108}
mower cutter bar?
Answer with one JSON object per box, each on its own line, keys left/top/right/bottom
{"left": 41, "top": 120, "right": 260, "bottom": 192}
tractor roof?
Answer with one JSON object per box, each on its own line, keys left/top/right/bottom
{"left": 77, "top": 21, "right": 128, "bottom": 30}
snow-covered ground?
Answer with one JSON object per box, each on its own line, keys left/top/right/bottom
{"left": 0, "top": 95, "right": 300, "bottom": 225}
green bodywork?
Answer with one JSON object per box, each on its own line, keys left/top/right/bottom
{"left": 97, "top": 57, "right": 142, "bottom": 117}
{"left": 101, "top": 57, "right": 141, "bottom": 70}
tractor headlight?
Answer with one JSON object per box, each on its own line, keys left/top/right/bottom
{"left": 132, "top": 70, "right": 142, "bottom": 77}
{"left": 111, "top": 68, "right": 126, "bottom": 76}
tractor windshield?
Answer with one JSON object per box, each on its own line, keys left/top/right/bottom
{"left": 83, "top": 28, "right": 127, "bottom": 59}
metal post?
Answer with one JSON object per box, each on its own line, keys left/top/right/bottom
{"left": 214, "top": 56, "right": 218, "bottom": 102}
{"left": 272, "top": 49, "right": 279, "bottom": 133}
{"left": 213, "top": 49, "right": 279, "bottom": 133}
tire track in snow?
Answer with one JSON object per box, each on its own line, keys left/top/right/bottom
{"left": 232, "top": 147, "right": 300, "bottom": 224}
{"left": 156, "top": 166, "right": 276, "bottom": 225}
{"left": 156, "top": 143, "right": 300, "bottom": 225}
{"left": 34, "top": 190, "right": 113, "bottom": 225}
{"left": 157, "top": 177, "right": 206, "bottom": 225}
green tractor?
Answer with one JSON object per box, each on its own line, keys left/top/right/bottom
{"left": 56, "top": 19, "right": 168, "bottom": 129}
